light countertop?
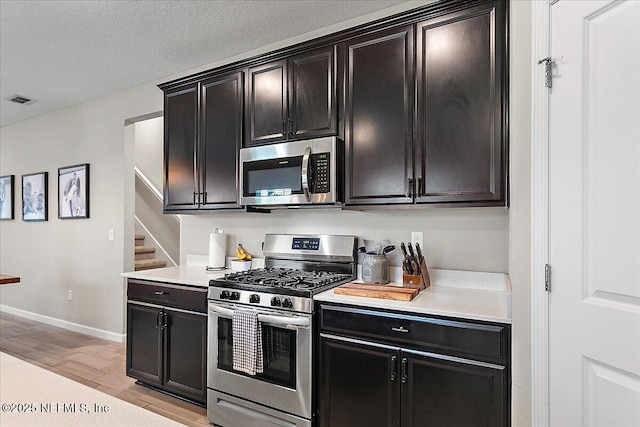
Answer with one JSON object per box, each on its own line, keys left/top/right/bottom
{"left": 122, "top": 265, "right": 511, "bottom": 324}
{"left": 315, "top": 269, "right": 511, "bottom": 324}
{"left": 121, "top": 265, "right": 230, "bottom": 288}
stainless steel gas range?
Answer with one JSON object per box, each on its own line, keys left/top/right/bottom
{"left": 207, "top": 234, "right": 357, "bottom": 427}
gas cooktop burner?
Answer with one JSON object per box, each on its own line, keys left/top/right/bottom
{"left": 222, "top": 268, "right": 352, "bottom": 290}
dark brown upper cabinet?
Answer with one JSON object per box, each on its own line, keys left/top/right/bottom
{"left": 163, "top": 83, "right": 198, "bottom": 210}
{"left": 200, "top": 72, "right": 243, "bottom": 209}
{"left": 415, "top": 1, "right": 507, "bottom": 205}
{"left": 344, "top": 0, "right": 507, "bottom": 208}
{"left": 344, "top": 26, "right": 415, "bottom": 205}
{"left": 162, "top": 71, "right": 243, "bottom": 212}
{"left": 245, "top": 45, "right": 337, "bottom": 146}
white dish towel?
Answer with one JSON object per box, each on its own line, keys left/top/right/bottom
{"left": 232, "top": 310, "right": 264, "bottom": 375}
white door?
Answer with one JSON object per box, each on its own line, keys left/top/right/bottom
{"left": 548, "top": 1, "right": 640, "bottom": 426}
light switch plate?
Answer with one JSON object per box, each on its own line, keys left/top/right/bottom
{"left": 108, "top": 229, "right": 114, "bottom": 241}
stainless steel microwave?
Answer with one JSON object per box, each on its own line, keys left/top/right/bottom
{"left": 239, "top": 137, "right": 342, "bottom": 207}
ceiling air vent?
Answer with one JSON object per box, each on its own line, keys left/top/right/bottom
{"left": 7, "top": 95, "right": 36, "bottom": 105}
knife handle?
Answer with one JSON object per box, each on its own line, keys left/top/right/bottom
{"left": 407, "top": 242, "right": 416, "bottom": 260}
{"left": 415, "top": 243, "right": 423, "bottom": 264}
{"left": 400, "top": 242, "right": 408, "bottom": 258}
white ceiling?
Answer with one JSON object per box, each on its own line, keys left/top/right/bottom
{"left": 0, "top": 0, "right": 406, "bottom": 127}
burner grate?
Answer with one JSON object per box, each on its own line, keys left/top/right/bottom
{"left": 222, "top": 268, "right": 352, "bottom": 291}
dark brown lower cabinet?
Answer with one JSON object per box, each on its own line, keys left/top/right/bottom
{"left": 317, "top": 304, "right": 510, "bottom": 427}
{"left": 126, "top": 281, "right": 207, "bottom": 405}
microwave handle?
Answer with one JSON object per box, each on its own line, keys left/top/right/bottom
{"left": 301, "top": 146, "right": 312, "bottom": 202}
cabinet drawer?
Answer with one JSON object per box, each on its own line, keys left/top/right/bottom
{"left": 127, "top": 280, "right": 207, "bottom": 313}
{"left": 319, "top": 304, "right": 508, "bottom": 364}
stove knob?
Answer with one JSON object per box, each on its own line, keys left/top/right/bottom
{"left": 230, "top": 291, "right": 240, "bottom": 301}
{"left": 250, "top": 294, "right": 260, "bottom": 304}
{"left": 219, "top": 290, "right": 230, "bottom": 299}
{"left": 282, "top": 298, "right": 293, "bottom": 309}
{"left": 270, "top": 297, "right": 281, "bottom": 307}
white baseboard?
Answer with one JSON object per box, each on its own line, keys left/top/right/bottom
{"left": 0, "top": 305, "right": 125, "bottom": 343}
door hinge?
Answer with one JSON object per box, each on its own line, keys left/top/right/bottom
{"left": 538, "top": 57, "right": 553, "bottom": 88}
{"left": 545, "top": 264, "right": 551, "bottom": 292}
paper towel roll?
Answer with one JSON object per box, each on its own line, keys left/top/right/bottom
{"left": 207, "top": 232, "right": 226, "bottom": 269}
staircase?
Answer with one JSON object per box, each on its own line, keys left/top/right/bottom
{"left": 134, "top": 234, "right": 167, "bottom": 271}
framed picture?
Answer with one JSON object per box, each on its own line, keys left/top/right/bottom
{"left": 22, "top": 172, "right": 48, "bottom": 221}
{"left": 0, "top": 175, "right": 15, "bottom": 220}
{"left": 58, "top": 163, "right": 89, "bottom": 219}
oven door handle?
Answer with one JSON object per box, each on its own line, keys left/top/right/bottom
{"left": 208, "top": 303, "right": 310, "bottom": 327}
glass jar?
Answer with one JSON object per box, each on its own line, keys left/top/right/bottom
{"left": 361, "top": 254, "right": 390, "bottom": 284}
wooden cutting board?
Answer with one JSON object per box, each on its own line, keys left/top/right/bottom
{"left": 334, "top": 283, "right": 420, "bottom": 301}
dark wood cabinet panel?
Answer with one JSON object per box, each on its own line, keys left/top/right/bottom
{"left": 201, "top": 72, "right": 243, "bottom": 208}
{"left": 318, "top": 335, "right": 399, "bottom": 427}
{"left": 320, "top": 304, "right": 508, "bottom": 365}
{"left": 127, "top": 280, "right": 207, "bottom": 313}
{"left": 163, "top": 308, "right": 207, "bottom": 403}
{"left": 288, "top": 46, "right": 336, "bottom": 140}
{"left": 415, "top": 2, "right": 506, "bottom": 204}
{"left": 344, "top": 26, "right": 414, "bottom": 205}
{"left": 163, "top": 84, "right": 198, "bottom": 210}
{"left": 163, "top": 72, "right": 243, "bottom": 212}
{"left": 317, "top": 303, "right": 510, "bottom": 427}
{"left": 403, "top": 352, "right": 506, "bottom": 427}
{"left": 126, "top": 303, "right": 162, "bottom": 386}
{"left": 246, "top": 60, "right": 287, "bottom": 145}
{"left": 126, "top": 280, "right": 207, "bottom": 406}
{"left": 246, "top": 48, "right": 337, "bottom": 146}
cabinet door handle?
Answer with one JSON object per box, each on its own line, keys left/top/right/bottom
{"left": 154, "top": 291, "right": 168, "bottom": 295}
{"left": 193, "top": 191, "right": 198, "bottom": 205}
{"left": 288, "top": 118, "right": 294, "bottom": 135}
{"left": 392, "top": 326, "right": 409, "bottom": 333}
{"left": 163, "top": 312, "right": 168, "bottom": 328}
{"left": 407, "top": 178, "right": 415, "bottom": 198}
{"left": 282, "top": 120, "right": 287, "bottom": 137}
{"left": 416, "top": 177, "right": 423, "bottom": 197}
{"left": 401, "top": 357, "right": 408, "bottom": 384}
{"left": 390, "top": 355, "right": 397, "bottom": 381}
{"left": 155, "top": 312, "right": 161, "bottom": 329}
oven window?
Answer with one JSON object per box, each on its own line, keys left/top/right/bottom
{"left": 244, "top": 156, "right": 303, "bottom": 196}
{"left": 217, "top": 317, "right": 297, "bottom": 389}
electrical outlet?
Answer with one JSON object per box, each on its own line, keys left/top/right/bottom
{"left": 108, "top": 229, "right": 114, "bottom": 241}
{"left": 68, "top": 290, "right": 73, "bottom": 301}
{"left": 411, "top": 231, "right": 424, "bottom": 249}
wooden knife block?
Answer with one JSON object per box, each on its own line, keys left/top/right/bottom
{"left": 402, "top": 258, "right": 430, "bottom": 290}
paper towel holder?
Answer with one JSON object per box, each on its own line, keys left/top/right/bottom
{"left": 206, "top": 228, "right": 227, "bottom": 271}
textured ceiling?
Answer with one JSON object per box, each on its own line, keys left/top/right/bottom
{"left": 0, "top": 0, "right": 407, "bottom": 127}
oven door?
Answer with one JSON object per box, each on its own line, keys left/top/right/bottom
{"left": 207, "top": 302, "right": 313, "bottom": 420}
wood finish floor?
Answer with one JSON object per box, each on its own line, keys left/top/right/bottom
{"left": 0, "top": 312, "right": 209, "bottom": 426}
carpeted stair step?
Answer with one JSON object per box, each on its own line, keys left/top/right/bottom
{"left": 134, "top": 259, "right": 167, "bottom": 271}
{"left": 135, "top": 235, "right": 145, "bottom": 247}
{"left": 135, "top": 246, "right": 156, "bottom": 261}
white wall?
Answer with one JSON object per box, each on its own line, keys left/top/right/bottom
{"left": 0, "top": 1, "right": 532, "bottom": 424}
{"left": 508, "top": 2, "right": 533, "bottom": 426}
{"left": 134, "top": 117, "right": 164, "bottom": 191}
{"left": 0, "top": 83, "right": 162, "bottom": 338}
{"left": 181, "top": 208, "right": 509, "bottom": 272}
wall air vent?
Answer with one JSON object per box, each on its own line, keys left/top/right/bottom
{"left": 6, "top": 95, "right": 36, "bottom": 105}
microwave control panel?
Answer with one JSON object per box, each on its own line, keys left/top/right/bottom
{"left": 311, "top": 153, "right": 330, "bottom": 193}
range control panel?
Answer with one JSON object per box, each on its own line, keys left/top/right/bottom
{"left": 292, "top": 237, "right": 320, "bottom": 251}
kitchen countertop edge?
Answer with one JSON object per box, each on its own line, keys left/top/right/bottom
{"left": 121, "top": 266, "right": 230, "bottom": 288}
